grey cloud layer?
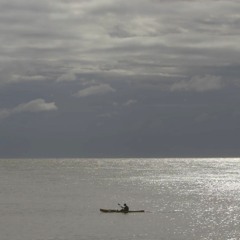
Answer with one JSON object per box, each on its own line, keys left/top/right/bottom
{"left": 1, "top": 0, "right": 240, "bottom": 86}
{"left": 1, "top": 0, "right": 240, "bottom": 157}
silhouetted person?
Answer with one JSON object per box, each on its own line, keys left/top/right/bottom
{"left": 120, "top": 203, "right": 129, "bottom": 212}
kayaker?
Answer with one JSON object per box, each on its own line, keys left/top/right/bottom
{"left": 120, "top": 203, "right": 129, "bottom": 212}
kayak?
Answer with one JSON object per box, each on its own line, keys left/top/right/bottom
{"left": 100, "top": 209, "right": 144, "bottom": 213}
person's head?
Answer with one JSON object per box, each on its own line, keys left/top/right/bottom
{"left": 124, "top": 203, "right": 127, "bottom": 206}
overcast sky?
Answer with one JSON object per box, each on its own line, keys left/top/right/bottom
{"left": 1, "top": 0, "right": 240, "bottom": 157}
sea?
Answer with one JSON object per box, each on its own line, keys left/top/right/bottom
{"left": 0, "top": 158, "right": 240, "bottom": 240}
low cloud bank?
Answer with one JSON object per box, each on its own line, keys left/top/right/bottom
{"left": 74, "top": 84, "right": 116, "bottom": 97}
{"left": 0, "top": 99, "right": 58, "bottom": 119}
{"left": 170, "top": 75, "right": 223, "bottom": 92}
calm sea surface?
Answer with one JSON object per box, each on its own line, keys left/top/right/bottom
{"left": 0, "top": 158, "right": 240, "bottom": 240}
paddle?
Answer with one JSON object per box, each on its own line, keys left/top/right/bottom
{"left": 118, "top": 203, "right": 123, "bottom": 209}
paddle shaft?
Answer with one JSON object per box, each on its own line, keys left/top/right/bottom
{"left": 118, "top": 203, "right": 124, "bottom": 209}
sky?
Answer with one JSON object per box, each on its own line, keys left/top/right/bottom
{"left": 0, "top": 0, "right": 240, "bottom": 158}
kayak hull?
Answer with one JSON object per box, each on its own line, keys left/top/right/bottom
{"left": 100, "top": 209, "right": 144, "bottom": 213}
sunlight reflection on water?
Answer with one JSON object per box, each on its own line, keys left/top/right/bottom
{"left": 111, "top": 158, "right": 240, "bottom": 239}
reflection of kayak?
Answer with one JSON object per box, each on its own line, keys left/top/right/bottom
{"left": 100, "top": 209, "right": 144, "bottom": 213}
